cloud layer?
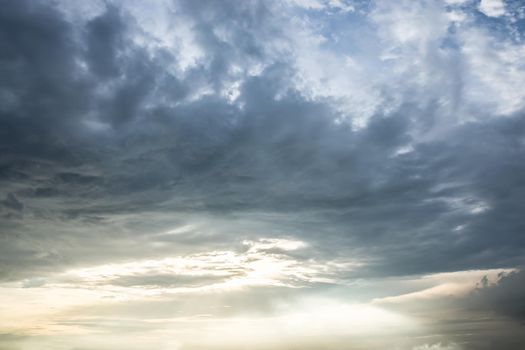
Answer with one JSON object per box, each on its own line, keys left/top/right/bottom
{"left": 1, "top": 0, "right": 525, "bottom": 349}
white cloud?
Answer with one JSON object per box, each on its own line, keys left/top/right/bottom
{"left": 412, "top": 343, "right": 463, "bottom": 350}
{"left": 286, "top": 0, "right": 355, "bottom": 11}
{"left": 478, "top": 0, "right": 507, "bottom": 17}
{"left": 456, "top": 24, "right": 525, "bottom": 117}
{"left": 243, "top": 238, "right": 307, "bottom": 252}
{"left": 1, "top": 238, "right": 354, "bottom": 301}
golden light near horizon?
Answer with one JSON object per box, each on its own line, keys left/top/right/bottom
{"left": 0, "top": 232, "right": 512, "bottom": 348}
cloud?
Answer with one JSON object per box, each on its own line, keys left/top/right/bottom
{"left": 470, "top": 269, "right": 525, "bottom": 321}
{"left": 1, "top": 193, "right": 24, "bottom": 215}
{"left": 15, "top": 237, "right": 350, "bottom": 296}
{"left": 0, "top": 0, "right": 524, "bottom": 284}
{"left": 0, "top": 0, "right": 525, "bottom": 348}
{"left": 373, "top": 269, "right": 513, "bottom": 304}
{"left": 21, "top": 277, "right": 45, "bottom": 288}
{"left": 412, "top": 343, "right": 462, "bottom": 350}
{"left": 478, "top": 0, "right": 507, "bottom": 17}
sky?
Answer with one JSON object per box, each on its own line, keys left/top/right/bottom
{"left": 0, "top": 0, "right": 525, "bottom": 349}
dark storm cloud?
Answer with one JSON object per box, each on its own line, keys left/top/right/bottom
{"left": 449, "top": 269, "right": 525, "bottom": 349}
{"left": 85, "top": 5, "right": 125, "bottom": 79}
{"left": 392, "top": 270, "right": 525, "bottom": 350}
{"left": 0, "top": 0, "right": 524, "bottom": 291}
{"left": 470, "top": 269, "right": 525, "bottom": 322}
{"left": 0, "top": 0, "right": 92, "bottom": 155}
{"left": 1, "top": 193, "right": 23, "bottom": 213}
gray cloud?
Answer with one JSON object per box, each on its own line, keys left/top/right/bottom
{"left": 1, "top": 193, "right": 23, "bottom": 214}
{"left": 0, "top": 0, "right": 524, "bottom": 281}
{"left": 470, "top": 269, "right": 525, "bottom": 322}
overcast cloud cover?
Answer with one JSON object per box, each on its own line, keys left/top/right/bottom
{"left": 1, "top": 0, "right": 525, "bottom": 349}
